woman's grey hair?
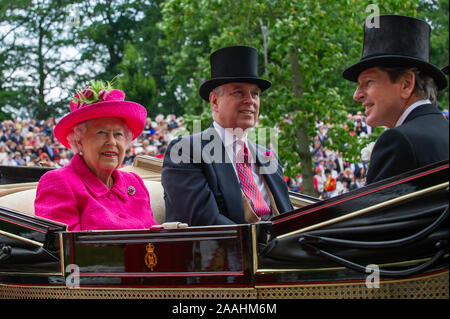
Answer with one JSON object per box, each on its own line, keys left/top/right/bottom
{"left": 66, "top": 118, "right": 133, "bottom": 153}
{"left": 380, "top": 67, "right": 438, "bottom": 103}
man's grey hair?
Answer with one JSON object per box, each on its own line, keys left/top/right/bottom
{"left": 380, "top": 67, "right": 438, "bottom": 103}
{"left": 66, "top": 118, "right": 133, "bottom": 153}
{"left": 212, "top": 85, "right": 224, "bottom": 97}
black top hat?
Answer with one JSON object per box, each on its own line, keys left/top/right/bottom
{"left": 343, "top": 15, "right": 447, "bottom": 90}
{"left": 199, "top": 46, "right": 271, "bottom": 101}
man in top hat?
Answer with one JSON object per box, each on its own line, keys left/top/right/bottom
{"left": 161, "top": 45, "right": 293, "bottom": 226}
{"left": 343, "top": 15, "right": 449, "bottom": 184}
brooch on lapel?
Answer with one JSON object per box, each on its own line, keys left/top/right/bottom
{"left": 127, "top": 186, "right": 136, "bottom": 196}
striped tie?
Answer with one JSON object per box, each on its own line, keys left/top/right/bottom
{"left": 235, "top": 140, "right": 270, "bottom": 217}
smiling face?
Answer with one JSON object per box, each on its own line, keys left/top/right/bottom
{"left": 353, "top": 67, "right": 411, "bottom": 128}
{"left": 77, "top": 117, "right": 128, "bottom": 182}
{"left": 210, "top": 82, "right": 261, "bottom": 131}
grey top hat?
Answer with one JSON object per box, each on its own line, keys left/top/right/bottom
{"left": 343, "top": 15, "right": 447, "bottom": 90}
{"left": 199, "top": 46, "right": 271, "bottom": 101}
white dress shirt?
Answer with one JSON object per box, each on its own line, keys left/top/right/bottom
{"left": 213, "top": 121, "right": 271, "bottom": 207}
{"left": 395, "top": 99, "right": 431, "bottom": 127}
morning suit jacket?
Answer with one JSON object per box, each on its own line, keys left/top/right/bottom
{"left": 161, "top": 127, "right": 293, "bottom": 226}
{"left": 366, "top": 103, "right": 449, "bottom": 184}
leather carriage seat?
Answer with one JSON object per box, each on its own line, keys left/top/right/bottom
{"left": 143, "top": 180, "right": 166, "bottom": 224}
{"left": 0, "top": 180, "right": 167, "bottom": 225}
{"left": 0, "top": 188, "right": 37, "bottom": 216}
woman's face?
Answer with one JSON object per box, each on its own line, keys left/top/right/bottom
{"left": 77, "top": 118, "right": 128, "bottom": 178}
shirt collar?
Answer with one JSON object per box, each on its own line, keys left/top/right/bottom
{"left": 212, "top": 121, "right": 260, "bottom": 166}
{"left": 395, "top": 99, "right": 431, "bottom": 127}
{"left": 213, "top": 121, "right": 249, "bottom": 147}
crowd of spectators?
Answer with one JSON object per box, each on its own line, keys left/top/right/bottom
{"left": 0, "top": 110, "right": 408, "bottom": 199}
{"left": 0, "top": 110, "right": 373, "bottom": 200}
{"left": 2, "top": 107, "right": 448, "bottom": 198}
{"left": 0, "top": 111, "right": 373, "bottom": 199}
{"left": 0, "top": 114, "right": 186, "bottom": 169}
{"left": 285, "top": 111, "right": 372, "bottom": 199}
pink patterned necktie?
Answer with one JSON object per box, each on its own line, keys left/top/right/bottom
{"left": 235, "top": 140, "right": 271, "bottom": 217}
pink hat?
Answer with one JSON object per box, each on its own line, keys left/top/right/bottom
{"left": 54, "top": 82, "right": 147, "bottom": 149}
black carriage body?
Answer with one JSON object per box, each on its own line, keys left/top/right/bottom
{"left": 0, "top": 161, "right": 448, "bottom": 294}
{"left": 255, "top": 161, "right": 449, "bottom": 286}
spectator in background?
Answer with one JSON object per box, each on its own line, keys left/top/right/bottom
{"left": 313, "top": 166, "right": 324, "bottom": 198}
{"left": 1, "top": 128, "right": 11, "bottom": 143}
{"left": 10, "top": 129, "right": 24, "bottom": 145}
{"left": 123, "top": 149, "right": 135, "bottom": 166}
{"left": 354, "top": 167, "right": 366, "bottom": 188}
{"left": 41, "top": 137, "right": 54, "bottom": 160}
{"left": 336, "top": 175, "right": 351, "bottom": 195}
{"left": 324, "top": 168, "right": 337, "bottom": 198}
{"left": 13, "top": 151, "right": 24, "bottom": 166}
{"left": 0, "top": 145, "right": 8, "bottom": 163}
{"left": 2, "top": 152, "right": 15, "bottom": 166}
{"left": 167, "top": 114, "right": 178, "bottom": 129}
{"left": 156, "top": 146, "right": 166, "bottom": 159}
{"left": 143, "top": 117, "right": 154, "bottom": 137}
{"left": 58, "top": 151, "right": 70, "bottom": 167}
{"left": 355, "top": 120, "right": 367, "bottom": 136}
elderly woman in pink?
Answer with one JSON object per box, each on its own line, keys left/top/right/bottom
{"left": 34, "top": 80, "right": 157, "bottom": 231}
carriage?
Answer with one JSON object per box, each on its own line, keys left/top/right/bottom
{"left": 0, "top": 156, "right": 448, "bottom": 299}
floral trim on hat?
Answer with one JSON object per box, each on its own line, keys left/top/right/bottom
{"left": 70, "top": 78, "right": 125, "bottom": 111}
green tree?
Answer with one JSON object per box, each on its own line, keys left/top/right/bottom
{"left": 159, "top": 0, "right": 419, "bottom": 196}
{"left": 0, "top": 0, "right": 82, "bottom": 119}
{"left": 74, "top": 0, "right": 176, "bottom": 116}
{"left": 418, "top": 0, "right": 449, "bottom": 111}
{"left": 0, "top": 0, "right": 28, "bottom": 120}
{"left": 159, "top": 0, "right": 222, "bottom": 117}
{"left": 134, "top": 0, "right": 183, "bottom": 116}
{"left": 74, "top": 0, "right": 148, "bottom": 81}
{"left": 117, "top": 43, "right": 157, "bottom": 113}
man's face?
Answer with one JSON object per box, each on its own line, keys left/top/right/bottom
{"left": 353, "top": 67, "right": 404, "bottom": 128}
{"left": 210, "top": 82, "right": 261, "bottom": 131}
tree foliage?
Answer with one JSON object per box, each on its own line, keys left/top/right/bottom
{"left": 158, "top": 0, "right": 422, "bottom": 195}
{"left": 417, "top": 0, "right": 449, "bottom": 110}
{"left": 0, "top": 0, "right": 81, "bottom": 119}
{"left": 117, "top": 43, "right": 157, "bottom": 112}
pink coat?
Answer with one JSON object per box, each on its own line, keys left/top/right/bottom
{"left": 34, "top": 154, "right": 157, "bottom": 231}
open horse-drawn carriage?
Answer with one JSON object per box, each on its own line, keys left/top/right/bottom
{"left": 0, "top": 156, "right": 448, "bottom": 299}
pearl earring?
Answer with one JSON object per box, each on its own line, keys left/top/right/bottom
{"left": 79, "top": 151, "right": 84, "bottom": 156}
